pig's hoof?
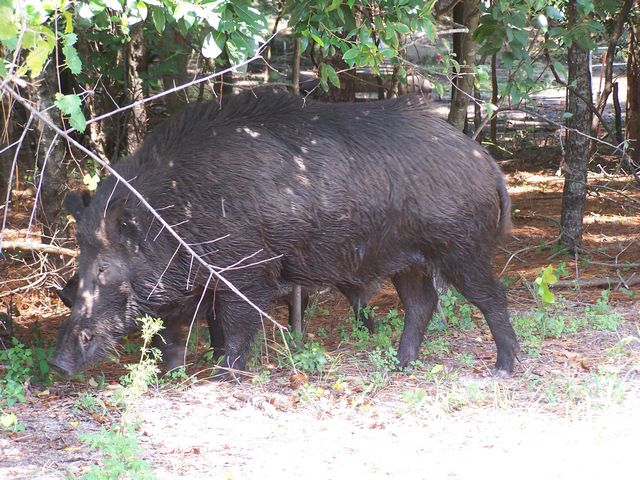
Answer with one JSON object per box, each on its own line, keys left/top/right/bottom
{"left": 492, "top": 367, "right": 511, "bottom": 378}
{"left": 210, "top": 369, "right": 244, "bottom": 383}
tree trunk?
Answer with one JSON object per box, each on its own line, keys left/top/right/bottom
{"left": 490, "top": 52, "right": 498, "bottom": 145}
{"left": 291, "top": 36, "right": 301, "bottom": 96}
{"left": 473, "top": 83, "right": 483, "bottom": 142}
{"left": 450, "top": 1, "right": 463, "bottom": 102}
{"left": 559, "top": 3, "right": 593, "bottom": 253}
{"left": 29, "top": 67, "right": 68, "bottom": 245}
{"left": 1, "top": 97, "right": 19, "bottom": 202}
{"left": 591, "top": 0, "right": 633, "bottom": 138}
{"left": 125, "top": 25, "right": 148, "bottom": 154}
{"left": 161, "top": 32, "right": 191, "bottom": 116}
{"left": 628, "top": 12, "right": 640, "bottom": 163}
{"left": 447, "top": 0, "right": 480, "bottom": 133}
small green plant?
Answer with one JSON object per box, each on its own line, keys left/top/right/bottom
{"left": 338, "top": 307, "right": 404, "bottom": 351}
{"left": 513, "top": 264, "right": 562, "bottom": 355}
{"left": 458, "top": 352, "right": 474, "bottom": 368}
{"left": 0, "top": 337, "right": 53, "bottom": 406}
{"left": 119, "top": 316, "right": 164, "bottom": 398}
{"left": 252, "top": 369, "right": 271, "bottom": 384}
{"left": 73, "top": 393, "right": 108, "bottom": 417}
{"left": 292, "top": 340, "right": 328, "bottom": 374}
{"left": 423, "top": 363, "right": 457, "bottom": 384}
{"left": 423, "top": 337, "right": 451, "bottom": 357}
{"left": 401, "top": 388, "right": 427, "bottom": 413}
{"left": 368, "top": 346, "right": 399, "bottom": 387}
{"left": 162, "top": 366, "right": 189, "bottom": 383}
{"left": 121, "top": 336, "right": 141, "bottom": 356}
{"left": 431, "top": 289, "right": 476, "bottom": 332}
{"left": 620, "top": 287, "right": 637, "bottom": 300}
{"left": 79, "top": 425, "right": 154, "bottom": 480}
{"left": 76, "top": 316, "right": 162, "bottom": 479}
{"left": 0, "top": 408, "right": 25, "bottom": 433}
{"left": 584, "top": 290, "right": 623, "bottom": 331}
{"left": 534, "top": 264, "right": 559, "bottom": 305}
{"left": 371, "top": 308, "right": 404, "bottom": 349}
{"left": 316, "top": 326, "right": 328, "bottom": 339}
{"left": 187, "top": 323, "right": 210, "bottom": 354}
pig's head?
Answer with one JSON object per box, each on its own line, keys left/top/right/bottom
{"left": 51, "top": 190, "right": 145, "bottom": 377}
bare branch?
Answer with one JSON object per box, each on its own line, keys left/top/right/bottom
{"left": 0, "top": 114, "right": 34, "bottom": 247}
{"left": 0, "top": 240, "right": 77, "bottom": 257}
{"left": 552, "top": 274, "right": 639, "bottom": 289}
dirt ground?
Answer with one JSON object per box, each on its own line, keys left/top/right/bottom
{"left": 1, "top": 104, "right": 640, "bottom": 479}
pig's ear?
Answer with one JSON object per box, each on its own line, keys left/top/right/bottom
{"left": 64, "top": 191, "right": 92, "bottom": 221}
{"left": 106, "top": 199, "right": 140, "bottom": 247}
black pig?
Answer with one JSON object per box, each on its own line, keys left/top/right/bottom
{"left": 51, "top": 90, "right": 518, "bottom": 379}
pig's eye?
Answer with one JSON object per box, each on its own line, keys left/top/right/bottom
{"left": 98, "top": 265, "right": 108, "bottom": 274}
{"left": 79, "top": 330, "right": 93, "bottom": 348}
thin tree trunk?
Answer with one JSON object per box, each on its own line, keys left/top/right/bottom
{"left": 591, "top": 0, "right": 633, "bottom": 137}
{"left": 490, "top": 52, "right": 498, "bottom": 145}
{"left": 291, "top": 36, "right": 301, "bottom": 95}
{"left": 559, "top": 3, "right": 593, "bottom": 253}
{"left": 161, "top": 33, "right": 190, "bottom": 115}
{"left": 447, "top": 0, "right": 480, "bottom": 133}
{"left": 473, "top": 84, "right": 483, "bottom": 142}
{"left": 628, "top": 14, "right": 640, "bottom": 163}
{"left": 612, "top": 82, "right": 623, "bottom": 145}
{"left": 125, "top": 25, "right": 148, "bottom": 154}
{"left": 28, "top": 62, "right": 68, "bottom": 245}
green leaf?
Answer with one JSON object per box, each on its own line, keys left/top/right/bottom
{"left": 0, "top": 8, "right": 17, "bottom": 41}
{"left": 326, "top": 0, "right": 341, "bottom": 12}
{"left": 103, "top": 0, "right": 123, "bottom": 12}
{"left": 203, "top": 9, "right": 221, "bottom": 30}
{"left": 78, "top": 3, "right": 95, "bottom": 19}
{"left": 473, "top": 22, "right": 497, "bottom": 44}
{"left": 434, "top": 82, "right": 444, "bottom": 98}
{"left": 0, "top": 61, "right": 6, "bottom": 78}
{"left": 233, "top": 3, "right": 266, "bottom": 31}
{"left": 552, "top": 61, "right": 567, "bottom": 81}
{"left": 25, "top": 42, "right": 54, "bottom": 77}
{"left": 1, "top": 413, "right": 18, "bottom": 429}
{"left": 136, "top": 1, "right": 147, "bottom": 20}
{"left": 379, "top": 47, "right": 396, "bottom": 58}
{"left": 534, "top": 265, "right": 558, "bottom": 304}
{"left": 310, "top": 33, "right": 324, "bottom": 47}
{"left": 486, "top": 103, "right": 497, "bottom": 118}
{"left": 55, "top": 93, "right": 86, "bottom": 133}
{"left": 151, "top": 7, "right": 165, "bottom": 32}
{"left": 202, "top": 32, "right": 223, "bottom": 59}
{"left": 83, "top": 173, "right": 100, "bottom": 191}
{"left": 393, "top": 22, "right": 410, "bottom": 34}
{"left": 539, "top": 265, "right": 558, "bottom": 285}
{"left": 63, "top": 11, "right": 74, "bottom": 34}
{"left": 342, "top": 46, "right": 360, "bottom": 61}
{"left": 546, "top": 5, "right": 564, "bottom": 20}
{"left": 62, "top": 34, "right": 82, "bottom": 75}
{"left": 536, "top": 14, "right": 548, "bottom": 32}
{"left": 322, "top": 63, "right": 340, "bottom": 88}
{"left": 513, "top": 29, "right": 529, "bottom": 47}
{"left": 173, "top": 1, "right": 191, "bottom": 20}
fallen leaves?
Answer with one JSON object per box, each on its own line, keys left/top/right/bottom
{"left": 289, "top": 373, "right": 308, "bottom": 389}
